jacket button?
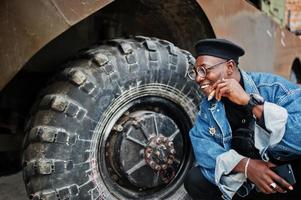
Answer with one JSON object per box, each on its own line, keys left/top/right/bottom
{"left": 209, "top": 127, "right": 216, "bottom": 136}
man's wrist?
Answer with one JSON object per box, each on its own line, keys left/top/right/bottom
{"left": 242, "top": 93, "right": 265, "bottom": 115}
{"left": 252, "top": 104, "right": 264, "bottom": 120}
{"left": 240, "top": 93, "right": 250, "bottom": 106}
{"left": 244, "top": 158, "right": 250, "bottom": 178}
{"left": 233, "top": 157, "right": 249, "bottom": 173}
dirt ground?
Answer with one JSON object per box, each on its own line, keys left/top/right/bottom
{"left": 0, "top": 171, "right": 27, "bottom": 200}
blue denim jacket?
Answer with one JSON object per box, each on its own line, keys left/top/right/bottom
{"left": 189, "top": 70, "right": 301, "bottom": 199}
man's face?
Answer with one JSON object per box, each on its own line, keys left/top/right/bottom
{"left": 194, "top": 55, "right": 228, "bottom": 96}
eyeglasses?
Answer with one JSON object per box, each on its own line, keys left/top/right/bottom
{"left": 187, "top": 60, "right": 228, "bottom": 80}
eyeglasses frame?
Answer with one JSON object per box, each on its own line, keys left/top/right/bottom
{"left": 187, "top": 60, "right": 231, "bottom": 80}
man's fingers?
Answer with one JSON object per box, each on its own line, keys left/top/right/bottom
{"left": 217, "top": 87, "right": 230, "bottom": 100}
{"left": 260, "top": 183, "right": 275, "bottom": 194}
{"left": 266, "top": 162, "right": 276, "bottom": 168}
{"left": 274, "top": 183, "right": 286, "bottom": 193}
{"left": 276, "top": 178, "right": 293, "bottom": 191}
{"left": 268, "top": 170, "right": 293, "bottom": 191}
{"left": 214, "top": 82, "right": 227, "bottom": 100}
{"left": 258, "top": 175, "right": 276, "bottom": 194}
{"left": 266, "top": 177, "right": 286, "bottom": 193}
{"left": 212, "top": 79, "right": 224, "bottom": 89}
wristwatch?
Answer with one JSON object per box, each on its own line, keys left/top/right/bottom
{"left": 244, "top": 93, "right": 265, "bottom": 112}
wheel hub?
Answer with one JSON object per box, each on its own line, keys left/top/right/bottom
{"left": 105, "top": 110, "right": 184, "bottom": 189}
{"left": 144, "top": 135, "right": 176, "bottom": 171}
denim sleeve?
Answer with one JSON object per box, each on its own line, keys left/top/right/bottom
{"left": 189, "top": 114, "right": 227, "bottom": 185}
{"left": 268, "top": 89, "right": 301, "bottom": 160}
{"left": 191, "top": 119, "right": 249, "bottom": 200}
{"left": 215, "top": 150, "right": 247, "bottom": 200}
{"left": 254, "top": 102, "right": 288, "bottom": 161}
{"left": 190, "top": 111, "right": 248, "bottom": 199}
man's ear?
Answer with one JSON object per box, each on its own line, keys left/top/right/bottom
{"left": 226, "top": 60, "right": 236, "bottom": 76}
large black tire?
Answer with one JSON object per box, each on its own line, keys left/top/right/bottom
{"left": 22, "top": 36, "right": 201, "bottom": 200}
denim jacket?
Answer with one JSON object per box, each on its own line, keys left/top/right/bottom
{"left": 189, "top": 70, "right": 301, "bottom": 199}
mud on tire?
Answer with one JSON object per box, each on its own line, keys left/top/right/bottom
{"left": 22, "top": 37, "right": 201, "bottom": 199}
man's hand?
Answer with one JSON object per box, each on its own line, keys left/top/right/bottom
{"left": 213, "top": 78, "right": 249, "bottom": 105}
{"left": 246, "top": 159, "right": 293, "bottom": 194}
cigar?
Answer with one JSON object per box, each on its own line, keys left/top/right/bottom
{"left": 208, "top": 90, "right": 216, "bottom": 101}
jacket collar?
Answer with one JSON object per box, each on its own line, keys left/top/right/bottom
{"left": 240, "top": 70, "right": 259, "bottom": 95}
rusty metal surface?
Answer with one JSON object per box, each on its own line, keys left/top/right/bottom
{"left": 197, "top": 0, "right": 301, "bottom": 79}
{"left": 1, "top": 0, "right": 300, "bottom": 92}
{"left": 0, "top": 0, "right": 112, "bottom": 91}
{"left": 285, "top": 0, "right": 301, "bottom": 33}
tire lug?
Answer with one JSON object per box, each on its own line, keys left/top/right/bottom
{"left": 170, "top": 149, "right": 176, "bottom": 155}
{"left": 155, "top": 165, "right": 161, "bottom": 171}
{"left": 146, "top": 147, "right": 152, "bottom": 153}
{"left": 146, "top": 152, "right": 151, "bottom": 159}
{"left": 132, "top": 120, "right": 138, "bottom": 126}
{"left": 149, "top": 161, "right": 155, "bottom": 168}
{"left": 168, "top": 142, "right": 173, "bottom": 147}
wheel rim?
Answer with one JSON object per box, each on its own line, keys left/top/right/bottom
{"left": 95, "top": 85, "right": 196, "bottom": 199}
{"left": 108, "top": 108, "right": 183, "bottom": 189}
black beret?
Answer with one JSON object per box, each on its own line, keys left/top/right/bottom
{"left": 195, "top": 38, "right": 245, "bottom": 63}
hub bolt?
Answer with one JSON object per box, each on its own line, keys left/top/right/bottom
{"left": 149, "top": 161, "right": 156, "bottom": 168}
{"left": 113, "top": 124, "right": 123, "bottom": 132}
{"left": 170, "top": 149, "right": 176, "bottom": 155}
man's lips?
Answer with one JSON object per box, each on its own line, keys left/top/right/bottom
{"left": 200, "top": 84, "right": 210, "bottom": 89}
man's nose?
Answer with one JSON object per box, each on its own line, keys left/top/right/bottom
{"left": 195, "top": 74, "right": 205, "bottom": 84}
